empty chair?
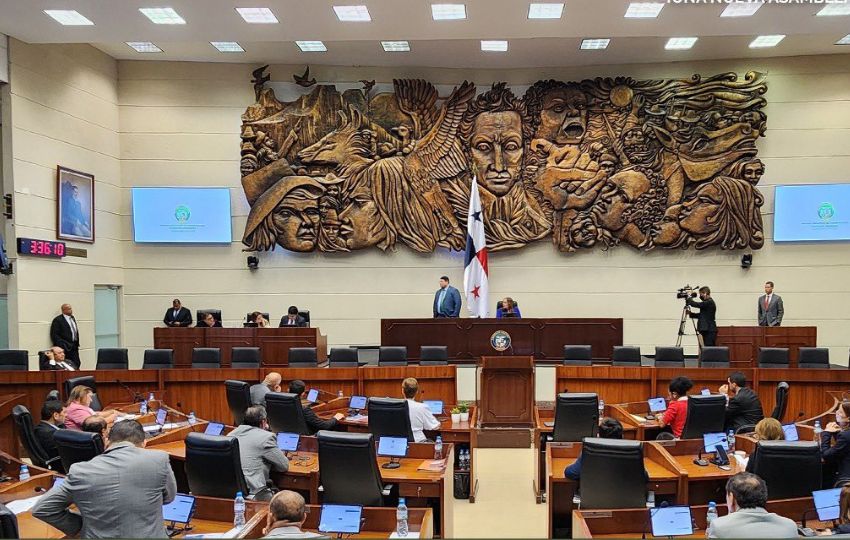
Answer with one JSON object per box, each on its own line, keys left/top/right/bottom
{"left": 299, "top": 310, "right": 311, "bottom": 327}
{"left": 654, "top": 346, "right": 685, "bottom": 367}
{"left": 680, "top": 395, "right": 727, "bottom": 439}
{"left": 54, "top": 429, "right": 104, "bottom": 472}
{"left": 329, "top": 347, "right": 359, "bottom": 368}
{"left": 12, "top": 405, "right": 62, "bottom": 471}
{"left": 192, "top": 348, "right": 221, "bottom": 369}
{"left": 552, "top": 393, "right": 599, "bottom": 442}
{"left": 185, "top": 433, "right": 249, "bottom": 499}
{"left": 95, "top": 348, "right": 129, "bottom": 370}
{"left": 378, "top": 346, "right": 408, "bottom": 366}
{"left": 142, "top": 349, "right": 173, "bottom": 369}
{"left": 611, "top": 346, "right": 642, "bottom": 367}
{"left": 699, "top": 346, "right": 730, "bottom": 368}
{"left": 318, "top": 431, "right": 386, "bottom": 506}
{"left": 63, "top": 376, "right": 102, "bottom": 411}
{"left": 224, "top": 380, "right": 251, "bottom": 426}
{"left": 758, "top": 347, "right": 790, "bottom": 368}
{"left": 419, "top": 346, "right": 448, "bottom": 365}
{"left": 288, "top": 347, "right": 318, "bottom": 368}
{"left": 579, "top": 439, "right": 648, "bottom": 509}
{"left": 563, "top": 345, "right": 592, "bottom": 366}
{"left": 0, "top": 350, "right": 28, "bottom": 371}
{"left": 770, "top": 382, "right": 789, "bottom": 421}
{"left": 367, "top": 397, "right": 414, "bottom": 441}
{"left": 0, "top": 503, "right": 19, "bottom": 539}
{"left": 265, "top": 393, "right": 310, "bottom": 435}
{"left": 747, "top": 440, "right": 821, "bottom": 499}
{"left": 798, "top": 347, "right": 830, "bottom": 369}
{"left": 231, "top": 347, "right": 261, "bottom": 368}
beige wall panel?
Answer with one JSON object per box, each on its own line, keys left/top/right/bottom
{"left": 118, "top": 79, "right": 252, "bottom": 107}
{"left": 765, "top": 102, "right": 850, "bottom": 130}
{"left": 757, "top": 128, "right": 850, "bottom": 159}
{"left": 119, "top": 133, "right": 239, "bottom": 161}
{"left": 119, "top": 105, "right": 242, "bottom": 134}
{"left": 121, "top": 159, "right": 239, "bottom": 186}
{"left": 12, "top": 129, "right": 120, "bottom": 185}
{"left": 10, "top": 40, "right": 117, "bottom": 100}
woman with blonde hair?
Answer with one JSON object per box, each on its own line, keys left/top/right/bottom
{"left": 754, "top": 418, "right": 784, "bottom": 441}
{"left": 64, "top": 385, "right": 117, "bottom": 430}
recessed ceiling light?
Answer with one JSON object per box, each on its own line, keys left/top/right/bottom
{"left": 296, "top": 41, "right": 327, "bottom": 52}
{"left": 749, "top": 34, "right": 785, "bottom": 48}
{"left": 235, "top": 7, "right": 278, "bottom": 23}
{"left": 139, "top": 7, "right": 185, "bottom": 25}
{"left": 381, "top": 41, "right": 411, "bottom": 52}
{"left": 211, "top": 42, "right": 245, "bottom": 52}
{"left": 431, "top": 4, "right": 467, "bottom": 20}
{"left": 528, "top": 3, "right": 564, "bottom": 19}
{"left": 126, "top": 41, "right": 162, "bottom": 53}
{"left": 481, "top": 40, "right": 508, "bottom": 52}
{"left": 817, "top": 3, "right": 850, "bottom": 16}
{"left": 43, "top": 10, "right": 94, "bottom": 25}
{"left": 720, "top": 2, "right": 763, "bottom": 17}
{"left": 580, "top": 38, "right": 610, "bottom": 50}
{"left": 836, "top": 34, "right": 850, "bottom": 45}
{"left": 334, "top": 5, "right": 371, "bottom": 21}
{"left": 624, "top": 2, "right": 664, "bottom": 18}
{"left": 665, "top": 37, "right": 698, "bottom": 50}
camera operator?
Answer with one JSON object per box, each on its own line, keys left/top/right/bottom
{"left": 686, "top": 286, "right": 717, "bottom": 346}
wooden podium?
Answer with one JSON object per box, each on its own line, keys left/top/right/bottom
{"left": 478, "top": 356, "right": 535, "bottom": 428}
{"left": 717, "top": 326, "right": 817, "bottom": 368}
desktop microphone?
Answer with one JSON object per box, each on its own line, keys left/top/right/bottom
{"left": 115, "top": 379, "right": 143, "bottom": 403}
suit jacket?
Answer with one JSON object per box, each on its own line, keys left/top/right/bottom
{"left": 263, "top": 526, "right": 328, "bottom": 539}
{"left": 304, "top": 406, "right": 338, "bottom": 435}
{"left": 33, "top": 421, "right": 63, "bottom": 462}
{"left": 725, "top": 387, "right": 764, "bottom": 432}
{"left": 196, "top": 320, "right": 222, "bottom": 328}
{"left": 822, "top": 429, "right": 850, "bottom": 481}
{"left": 433, "top": 286, "right": 461, "bottom": 318}
{"left": 757, "top": 294, "right": 784, "bottom": 327}
{"left": 49, "top": 315, "right": 80, "bottom": 365}
{"left": 686, "top": 297, "right": 717, "bottom": 332}
{"left": 279, "top": 315, "right": 307, "bottom": 327}
{"left": 32, "top": 442, "right": 177, "bottom": 538}
{"left": 707, "top": 507, "right": 797, "bottom": 538}
{"left": 163, "top": 307, "right": 192, "bottom": 327}
{"left": 38, "top": 352, "right": 75, "bottom": 371}
{"left": 229, "top": 425, "right": 289, "bottom": 496}
{"left": 250, "top": 384, "right": 272, "bottom": 406}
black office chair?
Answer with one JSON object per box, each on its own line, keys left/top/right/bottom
{"left": 95, "top": 348, "right": 129, "bottom": 370}
{"left": 612, "top": 346, "right": 642, "bottom": 367}
{"left": 299, "top": 310, "right": 311, "bottom": 327}
{"left": 552, "top": 393, "right": 599, "bottom": 442}
{"left": 735, "top": 424, "right": 757, "bottom": 435}
{"left": 142, "top": 349, "right": 173, "bottom": 369}
{"left": 318, "top": 431, "right": 389, "bottom": 506}
{"left": 419, "top": 346, "right": 448, "bottom": 365}
{"left": 288, "top": 347, "right": 318, "bottom": 368}
{"left": 185, "top": 433, "right": 250, "bottom": 499}
{"left": 378, "top": 346, "right": 408, "bottom": 367}
{"left": 798, "top": 348, "right": 830, "bottom": 369}
{"left": 197, "top": 309, "right": 222, "bottom": 325}
{"left": 224, "top": 380, "right": 251, "bottom": 426}
{"left": 246, "top": 312, "right": 270, "bottom": 324}
{"left": 63, "top": 376, "right": 102, "bottom": 411}
{"left": 770, "top": 382, "right": 789, "bottom": 421}
{"left": 495, "top": 300, "right": 519, "bottom": 315}
{"left": 12, "top": 405, "right": 62, "bottom": 472}
{"left": 758, "top": 347, "right": 790, "bottom": 368}
{"left": 192, "top": 348, "right": 221, "bottom": 369}
{"left": 699, "top": 346, "right": 730, "bottom": 368}
{"left": 0, "top": 503, "right": 19, "bottom": 540}
{"left": 748, "top": 441, "right": 821, "bottom": 499}
{"left": 579, "top": 439, "right": 648, "bottom": 509}
{"left": 231, "top": 347, "right": 261, "bottom": 368}
{"left": 563, "top": 345, "right": 592, "bottom": 366}
{"left": 367, "top": 398, "right": 414, "bottom": 441}
{"left": 680, "top": 395, "right": 727, "bottom": 439}
{"left": 654, "top": 346, "right": 685, "bottom": 367}
{"left": 54, "top": 430, "right": 105, "bottom": 472}
{"left": 265, "top": 392, "right": 310, "bottom": 435}
{"left": 329, "top": 348, "right": 359, "bottom": 368}
{"left": 0, "top": 350, "right": 28, "bottom": 371}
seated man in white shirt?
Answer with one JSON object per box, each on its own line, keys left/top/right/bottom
{"left": 40, "top": 347, "right": 76, "bottom": 371}
{"left": 402, "top": 377, "right": 441, "bottom": 443}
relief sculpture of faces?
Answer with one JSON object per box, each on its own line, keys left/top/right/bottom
{"left": 533, "top": 83, "right": 588, "bottom": 145}
{"left": 469, "top": 111, "right": 524, "bottom": 197}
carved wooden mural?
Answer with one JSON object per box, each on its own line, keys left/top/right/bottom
{"left": 240, "top": 68, "right": 766, "bottom": 253}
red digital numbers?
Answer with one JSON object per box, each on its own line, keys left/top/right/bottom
{"left": 17, "top": 238, "right": 66, "bottom": 258}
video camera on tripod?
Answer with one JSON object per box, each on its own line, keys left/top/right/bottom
{"left": 676, "top": 285, "right": 700, "bottom": 300}
{"left": 676, "top": 285, "right": 702, "bottom": 347}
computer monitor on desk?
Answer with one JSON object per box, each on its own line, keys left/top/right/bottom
{"left": 318, "top": 504, "right": 363, "bottom": 536}
{"left": 814, "top": 488, "right": 842, "bottom": 522}
{"left": 306, "top": 389, "right": 319, "bottom": 404}
{"left": 377, "top": 436, "right": 407, "bottom": 469}
{"left": 277, "top": 432, "right": 300, "bottom": 453}
{"left": 163, "top": 493, "right": 196, "bottom": 535}
{"left": 204, "top": 422, "right": 224, "bottom": 436}
{"left": 349, "top": 395, "right": 367, "bottom": 415}
{"left": 782, "top": 424, "right": 799, "bottom": 441}
{"left": 424, "top": 400, "right": 443, "bottom": 416}
{"left": 651, "top": 505, "right": 694, "bottom": 537}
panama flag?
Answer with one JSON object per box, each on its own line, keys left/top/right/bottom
{"left": 464, "top": 176, "right": 489, "bottom": 318}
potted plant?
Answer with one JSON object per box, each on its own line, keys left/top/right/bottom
{"left": 458, "top": 402, "right": 469, "bottom": 422}
{"left": 450, "top": 406, "right": 461, "bottom": 424}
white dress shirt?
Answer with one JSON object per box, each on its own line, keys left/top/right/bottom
{"left": 63, "top": 314, "right": 78, "bottom": 341}
{"left": 407, "top": 399, "right": 441, "bottom": 443}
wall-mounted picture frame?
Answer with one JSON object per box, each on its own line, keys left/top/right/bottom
{"left": 56, "top": 166, "right": 95, "bottom": 243}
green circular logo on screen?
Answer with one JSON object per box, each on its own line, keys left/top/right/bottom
{"left": 175, "top": 205, "right": 191, "bottom": 223}
{"left": 818, "top": 202, "right": 835, "bottom": 222}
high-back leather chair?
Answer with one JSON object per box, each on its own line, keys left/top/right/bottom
{"left": 12, "top": 405, "right": 62, "bottom": 472}
{"left": 265, "top": 393, "right": 310, "bottom": 435}
{"left": 299, "top": 310, "right": 311, "bottom": 327}
{"left": 288, "top": 347, "right": 318, "bottom": 368}
{"left": 699, "top": 347, "right": 730, "bottom": 368}
{"left": 770, "top": 382, "right": 789, "bottom": 420}
{"left": 611, "top": 346, "right": 642, "bottom": 366}
{"left": 378, "top": 346, "right": 407, "bottom": 366}
{"left": 553, "top": 393, "right": 599, "bottom": 442}
{"left": 224, "top": 380, "right": 251, "bottom": 426}
{"left": 329, "top": 348, "right": 359, "bottom": 367}
{"left": 748, "top": 441, "right": 821, "bottom": 499}
{"left": 246, "top": 312, "right": 270, "bottom": 324}
{"left": 563, "top": 345, "right": 592, "bottom": 366}
{"left": 196, "top": 309, "right": 222, "bottom": 325}
{"left": 142, "top": 349, "right": 173, "bottom": 369}
{"left": 0, "top": 350, "right": 28, "bottom": 371}
{"left": 63, "top": 376, "right": 102, "bottom": 411}
{"left": 185, "top": 433, "right": 249, "bottom": 499}
{"left": 95, "top": 348, "right": 129, "bottom": 370}
{"left": 367, "top": 398, "right": 414, "bottom": 441}
{"left": 680, "top": 395, "right": 727, "bottom": 439}
{"left": 231, "top": 347, "right": 261, "bottom": 368}
{"left": 318, "top": 431, "right": 385, "bottom": 506}
{"left": 654, "top": 346, "right": 685, "bottom": 367}
{"left": 192, "top": 348, "right": 221, "bottom": 369}
{"left": 54, "top": 430, "right": 104, "bottom": 472}
{"left": 798, "top": 348, "right": 830, "bottom": 369}
{"left": 0, "top": 503, "right": 19, "bottom": 539}
{"left": 579, "top": 438, "right": 648, "bottom": 509}
{"left": 758, "top": 347, "right": 790, "bottom": 368}
{"left": 419, "top": 346, "right": 448, "bottom": 365}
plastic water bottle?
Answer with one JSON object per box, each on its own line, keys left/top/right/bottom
{"left": 19, "top": 465, "right": 30, "bottom": 481}
{"left": 461, "top": 449, "right": 469, "bottom": 470}
{"left": 815, "top": 421, "right": 823, "bottom": 438}
{"left": 727, "top": 430, "right": 735, "bottom": 453}
{"left": 598, "top": 399, "right": 605, "bottom": 415}
{"left": 338, "top": 389, "right": 344, "bottom": 398}
{"left": 148, "top": 392, "right": 155, "bottom": 410}
{"left": 188, "top": 412, "right": 196, "bottom": 425}
{"left": 139, "top": 400, "right": 148, "bottom": 415}
{"left": 233, "top": 492, "right": 246, "bottom": 528}
{"left": 396, "top": 497, "right": 409, "bottom": 537}
{"left": 706, "top": 501, "right": 718, "bottom": 530}
{"left": 434, "top": 436, "right": 443, "bottom": 460}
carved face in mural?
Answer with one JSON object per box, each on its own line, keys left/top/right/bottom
{"left": 535, "top": 84, "right": 587, "bottom": 145}
{"left": 741, "top": 159, "right": 765, "bottom": 184}
{"left": 272, "top": 189, "right": 321, "bottom": 251}
{"left": 339, "top": 185, "right": 388, "bottom": 249}
{"left": 596, "top": 171, "right": 651, "bottom": 231}
{"left": 469, "top": 111, "right": 524, "bottom": 197}
{"left": 622, "top": 128, "right": 655, "bottom": 165}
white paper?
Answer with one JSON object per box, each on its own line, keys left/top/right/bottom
{"left": 6, "top": 495, "right": 43, "bottom": 514}
{"left": 143, "top": 422, "right": 182, "bottom": 432}
{"left": 390, "top": 532, "right": 420, "bottom": 538}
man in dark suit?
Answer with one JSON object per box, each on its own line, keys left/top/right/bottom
{"left": 34, "top": 400, "right": 66, "bottom": 473}
{"left": 279, "top": 306, "right": 307, "bottom": 327}
{"left": 289, "top": 380, "right": 343, "bottom": 435}
{"left": 433, "top": 276, "right": 461, "bottom": 318}
{"left": 719, "top": 371, "right": 764, "bottom": 432}
{"left": 686, "top": 286, "right": 717, "bottom": 346}
{"left": 49, "top": 304, "right": 81, "bottom": 369}
{"left": 40, "top": 347, "right": 76, "bottom": 371}
{"left": 757, "top": 281, "right": 784, "bottom": 327}
{"left": 163, "top": 299, "right": 192, "bottom": 327}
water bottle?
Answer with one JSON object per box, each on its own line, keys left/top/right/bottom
{"left": 188, "top": 412, "right": 196, "bottom": 425}
{"left": 338, "top": 389, "right": 344, "bottom": 398}
{"left": 461, "top": 449, "right": 469, "bottom": 470}
{"left": 19, "top": 465, "right": 30, "bottom": 481}
{"left": 233, "top": 492, "right": 246, "bottom": 528}
{"left": 814, "top": 421, "right": 823, "bottom": 438}
{"left": 598, "top": 399, "right": 605, "bottom": 415}
{"left": 148, "top": 392, "right": 156, "bottom": 410}
{"left": 434, "top": 436, "right": 443, "bottom": 460}
{"left": 396, "top": 497, "right": 408, "bottom": 537}
{"left": 139, "top": 399, "right": 148, "bottom": 415}
{"left": 727, "top": 430, "right": 735, "bottom": 453}
{"left": 706, "top": 501, "right": 718, "bottom": 530}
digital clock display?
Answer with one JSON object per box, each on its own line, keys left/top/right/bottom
{"left": 17, "top": 238, "right": 66, "bottom": 258}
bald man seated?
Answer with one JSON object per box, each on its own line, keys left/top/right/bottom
{"left": 262, "top": 490, "right": 327, "bottom": 539}
{"left": 40, "top": 346, "right": 76, "bottom": 371}
{"left": 251, "top": 373, "right": 282, "bottom": 406}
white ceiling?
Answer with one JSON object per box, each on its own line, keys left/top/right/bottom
{"left": 0, "top": 0, "right": 849, "bottom": 67}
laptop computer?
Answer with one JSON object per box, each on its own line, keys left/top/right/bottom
{"left": 318, "top": 505, "right": 363, "bottom": 535}
{"left": 651, "top": 505, "right": 694, "bottom": 537}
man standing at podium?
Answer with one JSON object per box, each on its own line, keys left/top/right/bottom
{"left": 433, "top": 276, "right": 461, "bottom": 318}
{"left": 163, "top": 299, "right": 192, "bottom": 327}
{"left": 757, "top": 281, "right": 784, "bottom": 327}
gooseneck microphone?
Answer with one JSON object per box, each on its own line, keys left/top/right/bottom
{"left": 115, "top": 379, "right": 143, "bottom": 403}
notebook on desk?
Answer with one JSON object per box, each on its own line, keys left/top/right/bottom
{"left": 417, "top": 458, "right": 447, "bottom": 471}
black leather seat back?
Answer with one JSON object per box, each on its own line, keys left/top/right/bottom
{"left": 367, "top": 398, "right": 414, "bottom": 441}
{"left": 185, "top": 432, "right": 249, "bottom": 498}
{"left": 288, "top": 347, "right": 318, "bottom": 368}
{"left": 378, "top": 346, "right": 408, "bottom": 366}
{"left": 142, "top": 349, "right": 173, "bottom": 369}
{"left": 329, "top": 348, "right": 359, "bottom": 367}
{"left": 318, "top": 431, "right": 384, "bottom": 506}
{"left": 192, "top": 348, "right": 221, "bottom": 369}
{"left": 12, "top": 405, "right": 51, "bottom": 469}
{"left": 681, "top": 395, "right": 727, "bottom": 439}
{"left": 758, "top": 347, "right": 790, "bottom": 368}
{"left": 798, "top": 347, "right": 829, "bottom": 369}
{"left": 95, "top": 348, "right": 129, "bottom": 370}
{"left": 699, "top": 346, "right": 730, "bottom": 368}
{"left": 771, "top": 382, "right": 789, "bottom": 420}
{"left": 654, "top": 346, "right": 685, "bottom": 367}
{"left": 54, "top": 429, "right": 104, "bottom": 472}
{"left": 265, "top": 392, "right": 310, "bottom": 435}
{"left": 0, "top": 350, "right": 28, "bottom": 371}
{"left": 612, "top": 346, "right": 641, "bottom": 366}
{"left": 580, "top": 438, "right": 647, "bottom": 509}
{"left": 0, "top": 503, "right": 19, "bottom": 539}
{"left": 197, "top": 309, "right": 222, "bottom": 324}
{"left": 299, "top": 310, "right": 311, "bottom": 327}
{"left": 553, "top": 393, "right": 599, "bottom": 442}
{"left": 231, "top": 347, "right": 261, "bottom": 368}
{"left": 419, "top": 346, "right": 448, "bottom": 365}
{"left": 750, "top": 441, "right": 821, "bottom": 499}
{"left": 63, "top": 376, "right": 102, "bottom": 411}
{"left": 224, "top": 380, "right": 251, "bottom": 426}
{"left": 563, "top": 345, "right": 592, "bottom": 366}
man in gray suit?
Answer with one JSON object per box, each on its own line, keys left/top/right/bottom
{"left": 262, "top": 490, "right": 327, "bottom": 539}
{"left": 251, "top": 372, "right": 282, "bottom": 406}
{"left": 230, "top": 405, "right": 289, "bottom": 497}
{"left": 707, "top": 472, "right": 797, "bottom": 538}
{"left": 757, "top": 281, "right": 784, "bottom": 327}
{"left": 33, "top": 419, "right": 176, "bottom": 538}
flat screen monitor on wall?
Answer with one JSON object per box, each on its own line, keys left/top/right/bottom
{"left": 774, "top": 184, "right": 850, "bottom": 242}
{"left": 132, "top": 187, "right": 232, "bottom": 243}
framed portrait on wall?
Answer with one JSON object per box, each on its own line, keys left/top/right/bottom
{"left": 56, "top": 166, "right": 95, "bottom": 243}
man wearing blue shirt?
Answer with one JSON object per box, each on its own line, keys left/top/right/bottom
{"left": 433, "top": 276, "right": 461, "bottom": 318}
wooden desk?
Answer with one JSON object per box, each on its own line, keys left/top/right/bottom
{"left": 649, "top": 439, "right": 744, "bottom": 505}
{"left": 153, "top": 327, "right": 205, "bottom": 367}
{"left": 479, "top": 356, "right": 534, "bottom": 428}
{"left": 717, "top": 326, "right": 817, "bottom": 368}
{"left": 0, "top": 394, "right": 26, "bottom": 457}
{"left": 0, "top": 451, "right": 53, "bottom": 493}
{"left": 242, "top": 505, "right": 434, "bottom": 539}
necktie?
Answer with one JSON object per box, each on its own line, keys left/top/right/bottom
{"left": 69, "top": 317, "right": 78, "bottom": 341}
{"left": 764, "top": 296, "right": 769, "bottom": 310}
{"left": 438, "top": 289, "right": 446, "bottom": 311}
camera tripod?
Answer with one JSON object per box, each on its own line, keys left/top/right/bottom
{"left": 676, "top": 303, "right": 704, "bottom": 349}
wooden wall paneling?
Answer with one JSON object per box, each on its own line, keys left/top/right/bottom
{"left": 653, "top": 368, "right": 756, "bottom": 401}
{"left": 764, "top": 326, "right": 818, "bottom": 367}
{"left": 153, "top": 327, "right": 205, "bottom": 367}
{"left": 534, "top": 319, "right": 623, "bottom": 363}
{"left": 277, "top": 367, "right": 360, "bottom": 398}
{"left": 256, "top": 328, "right": 323, "bottom": 366}
{"left": 161, "top": 368, "right": 263, "bottom": 422}
{"left": 361, "top": 365, "right": 458, "bottom": 404}
{"left": 380, "top": 319, "right": 470, "bottom": 361}
{"left": 555, "top": 366, "right": 653, "bottom": 404}
{"left": 206, "top": 327, "right": 256, "bottom": 367}
{"left": 756, "top": 368, "right": 846, "bottom": 422}
{"left": 0, "top": 395, "right": 26, "bottom": 457}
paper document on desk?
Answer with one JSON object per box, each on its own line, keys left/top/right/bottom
{"left": 345, "top": 414, "right": 368, "bottom": 423}
{"left": 390, "top": 532, "right": 420, "bottom": 538}
{"left": 115, "top": 414, "right": 142, "bottom": 422}
{"left": 184, "top": 526, "right": 241, "bottom": 539}
{"left": 631, "top": 414, "right": 650, "bottom": 424}
{"left": 417, "top": 458, "right": 447, "bottom": 471}
{"left": 734, "top": 454, "right": 749, "bottom": 469}
{"left": 143, "top": 422, "right": 182, "bottom": 432}
{"left": 6, "top": 495, "right": 43, "bottom": 514}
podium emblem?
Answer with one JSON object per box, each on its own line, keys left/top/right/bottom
{"left": 490, "top": 330, "right": 511, "bottom": 352}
